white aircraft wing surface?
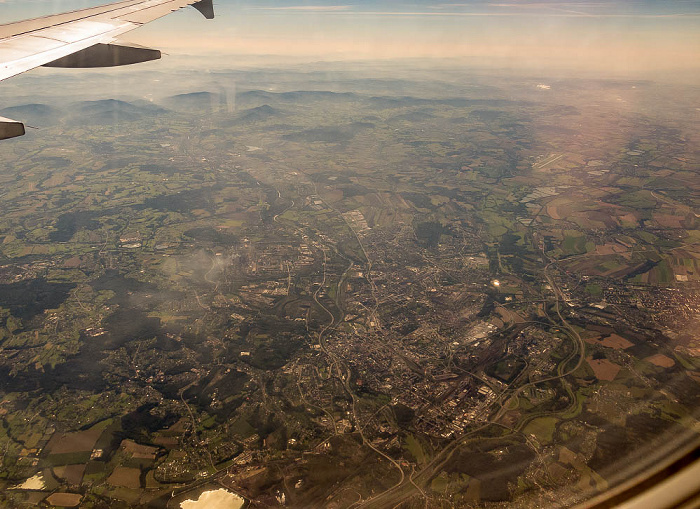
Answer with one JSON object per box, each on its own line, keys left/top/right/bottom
{"left": 0, "top": 0, "right": 214, "bottom": 139}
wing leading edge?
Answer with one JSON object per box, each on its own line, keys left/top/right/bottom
{"left": 0, "top": 0, "right": 214, "bottom": 140}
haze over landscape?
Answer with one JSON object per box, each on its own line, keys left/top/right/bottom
{"left": 4, "top": 0, "right": 700, "bottom": 75}
{"left": 0, "top": 1, "right": 699, "bottom": 508}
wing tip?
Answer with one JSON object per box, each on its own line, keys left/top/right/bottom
{"left": 193, "top": 0, "right": 215, "bottom": 19}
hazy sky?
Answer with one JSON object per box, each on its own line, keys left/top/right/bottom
{"left": 2, "top": 0, "right": 700, "bottom": 74}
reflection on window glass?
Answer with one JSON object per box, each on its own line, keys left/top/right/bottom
{"left": 0, "top": 0, "right": 699, "bottom": 507}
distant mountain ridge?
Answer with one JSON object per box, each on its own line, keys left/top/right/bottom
{"left": 0, "top": 103, "right": 56, "bottom": 117}
{"left": 70, "top": 99, "right": 166, "bottom": 125}
{"left": 0, "top": 103, "right": 60, "bottom": 125}
{"left": 237, "top": 105, "right": 281, "bottom": 122}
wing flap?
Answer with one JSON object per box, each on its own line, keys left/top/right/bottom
{"left": 0, "top": 0, "right": 142, "bottom": 40}
{"left": 30, "top": 20, "right": 121, "bottom": 43}
{"left": 0, "top": 35, "right": 69, "bottom": 61}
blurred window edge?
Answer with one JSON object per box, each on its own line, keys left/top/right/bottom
{"left": 578, "top": 443, "right": 700, "bottom": 509}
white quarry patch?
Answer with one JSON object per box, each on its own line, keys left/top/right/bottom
{"left": 14, "top": 473, "right": 45, "bottom": 490}
{"left": 180, "top": 489, "right": 245, "bottom": 509}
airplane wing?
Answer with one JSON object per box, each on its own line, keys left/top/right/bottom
{"left": 0, "top": 0, "right": 214, "bottom": 140}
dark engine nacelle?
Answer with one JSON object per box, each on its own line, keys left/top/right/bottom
{"left": 0, "top": 116, "right": 25, "bottom": 140}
